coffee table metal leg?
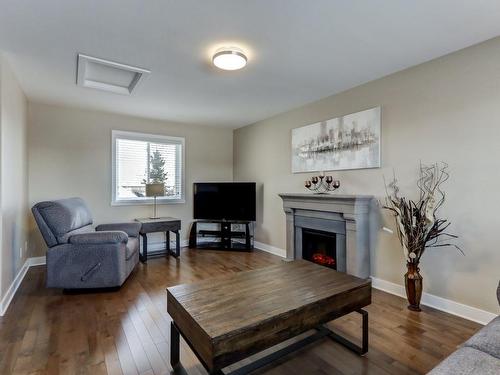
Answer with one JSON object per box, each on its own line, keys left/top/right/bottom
{"left": 170, "top": 322, "right": 180, "bottom": 369}
{"left": 140, "top": 233, "right": 148, "bottom": 263}
{"left": 166, "top": 231, "right": 170, "bottom": 254}
{"left": 170, "top": 320, "right": 220, "bottom": 374}
{"left": 361, "top": 308, "right": 368, "bottom": 353}
{"left": 175, "top": 230, "right": 180, "bottom": 257}
{"left": 326, "top": 309, "right": 368, "bottom": 355}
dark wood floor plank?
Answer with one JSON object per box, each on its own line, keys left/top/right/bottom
{"left": 99, "top": 332, "right": 123, "bottom": 375}
{"left": 0, "top": 248, "right": 481, "bottom": 375}
{"left": 125, "top": 299, "right": 168, "bottom": 375}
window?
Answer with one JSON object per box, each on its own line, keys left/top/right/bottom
{"left": 112, "top": 130, "right": 185, "bottom": 205}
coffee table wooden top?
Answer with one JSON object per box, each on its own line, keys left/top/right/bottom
{"left": 167, "top": 260, "right": 371, "bottom": 371}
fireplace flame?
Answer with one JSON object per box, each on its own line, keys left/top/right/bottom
{"left": 312, "top": 253, "right": 335, "bottom": 266}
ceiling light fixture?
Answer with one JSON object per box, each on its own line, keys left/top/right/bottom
{"left": 212, "top": 47, "right": 247, "bottom": 71}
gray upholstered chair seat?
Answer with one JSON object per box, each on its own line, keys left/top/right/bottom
{"left": 32, "top": 197, "right": 141, "bottom": 289}
{"left": 126, "top": 238, "right": 139, "bottom": 260}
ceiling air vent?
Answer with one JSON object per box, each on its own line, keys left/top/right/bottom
{"left": 77, "top": 54, "right": 150, "bottom": 95}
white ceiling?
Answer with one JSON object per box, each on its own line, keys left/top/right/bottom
{"left": 1, "top": 1, "right": 500, "bottom": 128}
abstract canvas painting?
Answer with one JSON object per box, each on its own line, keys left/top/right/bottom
{"left": 292, "top": 107, "right": 381, "bottom": 173}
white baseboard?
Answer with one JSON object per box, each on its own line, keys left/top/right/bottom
{"left": 0, "top": 255, "right": 46, "bottom": 316}
{"left": 253, "top": 241, "right": 287, "bottom": 258}
{"left": 0, "top": 259, "right": 30, "bottom": 316}
{"left": 28, "top": 256, "right": 47, "bottom": 266}
{"left": 370, "top": 277, "right": 497, "bottom": 325}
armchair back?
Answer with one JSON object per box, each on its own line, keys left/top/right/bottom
{"left": 32, "top": 197, "right": 94, "bottom": 247}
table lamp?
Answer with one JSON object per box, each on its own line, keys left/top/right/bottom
{"left": 145, "top": 183, "right": 165, "bottom": 219}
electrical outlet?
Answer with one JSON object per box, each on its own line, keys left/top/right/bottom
{"left": 19, "top": 247, "right": 23, "bottom": 258}
{"left": 25, "top": 241, "right": 28, "bottom": 253}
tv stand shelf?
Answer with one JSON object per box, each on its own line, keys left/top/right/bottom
{"left": 189, "top": 220, "right": 254, "bottom": 251}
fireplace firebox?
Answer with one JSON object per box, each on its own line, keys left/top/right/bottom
{"left": 302, "top": 228, "right": 337, "bottom": 269}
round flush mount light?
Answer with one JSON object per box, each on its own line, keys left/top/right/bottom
{"left": 212, "top": 47, "right": 247, "bottom": 70}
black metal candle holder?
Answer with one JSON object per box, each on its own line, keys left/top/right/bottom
{"left": 305, "top": 175, "right": 340, "bottom": 194}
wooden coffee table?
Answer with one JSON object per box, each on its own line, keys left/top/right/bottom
{"left": 167, "top": 260, "right": 371, "bottom": 375}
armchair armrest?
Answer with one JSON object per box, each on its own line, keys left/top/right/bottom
{"left": 69, "top": 231, "right": 128, "bottom": 245}
{"left": 95, "top": 222, "right": 141, "bottom": 237}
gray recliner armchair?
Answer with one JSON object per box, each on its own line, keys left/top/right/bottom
{"left": 32, "top": 197, "right": 141, "bottom": 289}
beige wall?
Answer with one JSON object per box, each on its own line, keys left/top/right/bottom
{"left": 234, "top": 37, "right": 500, "bottom": 314}
{"left": 0, "top": 55, "right": 29, "bottom": 298}
{"left": 28, "top": 103, "right": 233, "bottom": 256}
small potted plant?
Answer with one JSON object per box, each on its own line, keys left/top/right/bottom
{"left": 384, "top": 162, "right": 463, "bottom": 311}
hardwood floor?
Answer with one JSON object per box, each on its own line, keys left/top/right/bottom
{"left": 0, "top": 248, "right": 481, "bottom": 375}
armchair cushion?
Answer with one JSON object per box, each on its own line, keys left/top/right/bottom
{"left": 69, "top": 231, "right": 128, "bottom": 245}
{"left": 126, "top": 238, "right": 139, "bottom": 260}
{"left": 95, "top": 222, "right": 142, "bottom": 238}
{"left": 59, "top": 224, "right": 94, "bottom": 244}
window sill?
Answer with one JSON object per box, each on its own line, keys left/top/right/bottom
{"left": 111, "top": 198, "right": 186, "bottom": 206}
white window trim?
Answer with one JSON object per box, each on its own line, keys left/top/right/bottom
{"left": 111, "top": 130, "right": 186, "bottom": 206}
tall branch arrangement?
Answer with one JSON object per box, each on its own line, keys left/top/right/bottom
{"left": 384, "top": 162, "right": 463, "bottom": 264}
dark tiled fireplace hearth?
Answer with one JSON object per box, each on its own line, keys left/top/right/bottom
{"left": 279, "top": 193, "right": 376, "bottom": 278}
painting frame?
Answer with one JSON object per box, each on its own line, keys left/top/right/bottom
{"left": 291, "top": 106, "right": 381, "bottom": 173}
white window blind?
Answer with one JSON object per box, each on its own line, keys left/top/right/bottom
{"left": 112, "top": 130, "right": 185, "bottom": 204}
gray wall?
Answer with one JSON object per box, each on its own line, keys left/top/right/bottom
{"left": 0, "top": 55, "right": 29, "bottom": 299}
{"left": 234, "top": 37, "right": 500, "bottom": 314}
{"left": 28, "top": 103, "right": 234, "bottom": 256}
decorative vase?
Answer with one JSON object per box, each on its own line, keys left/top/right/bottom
{"left": 404, "top": 262, "right": 423, "bottom": 311}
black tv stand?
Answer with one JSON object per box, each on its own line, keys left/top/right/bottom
{"left": 189, "top": 220, "right": 253, "bottom": 251}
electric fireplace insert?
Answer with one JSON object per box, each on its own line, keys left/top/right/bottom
{"left": 301, "top": 228, "right": 337, "bottom": 269}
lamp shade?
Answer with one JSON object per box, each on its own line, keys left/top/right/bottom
{"left": 145, "top": 183, "right": 165, "bottom": 197}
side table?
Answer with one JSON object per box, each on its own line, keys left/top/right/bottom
{"left": 135, "top": 217, "right": 181, "bottom": 263}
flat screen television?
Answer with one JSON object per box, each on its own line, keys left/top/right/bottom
{"left": 193, "top": 182, "right": 256, "bottom": 221}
